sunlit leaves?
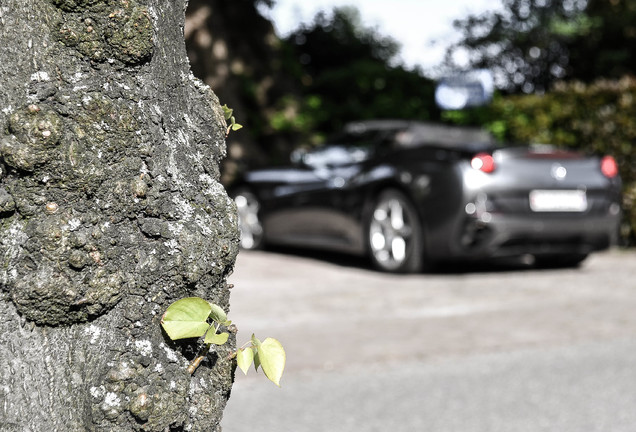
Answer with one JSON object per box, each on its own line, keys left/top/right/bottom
{"left": 161, "top": 296, "right": 285, "bottom": 386}
{"left": 221, "top": 104, "right": 243, "bottom": 134}
{"left": 236, "top": 347, "right": 254, "bottom": 375}
{"left": 161, "top": 297, "right": 212, "bottom": 340}
{"left": 209, "top": 303, "right": 230, "bottom": 326}
{"left": 257, "top": 337, "right": 286, "bottom": 387}
{"left": 161, "top": 297, "right": 230, "bottom": 341}
{"left": 205, "top": 331, "right": 230, "bottom": 345}
{"left": 236, "top": 335, "right": 286, "bottom": 386}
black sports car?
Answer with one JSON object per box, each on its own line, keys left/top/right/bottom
{"left": 231, "top": 120, "right": 622, "bottom": 272}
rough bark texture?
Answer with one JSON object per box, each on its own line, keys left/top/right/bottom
{"left": 0, "top": 1, "right": 239, "bottom": 430}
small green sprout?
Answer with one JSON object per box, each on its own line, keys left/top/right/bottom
{"left": 221, "top": 104, "right": 243, "bottom": 135}
{"left": 161, "top": 297, "right": 285, "bottom": 386}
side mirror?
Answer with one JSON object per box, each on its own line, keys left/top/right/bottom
{"left": 435, "top": 69, "right": 494, "bottom": 110}
{"left": 290, "top": 149, "right": 307, "bottom": 166}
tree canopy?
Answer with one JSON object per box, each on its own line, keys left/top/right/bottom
{"left": 281, "top": 7, "right": 440, "bottom": 137}
{"left": 443, "top": 0, "right": 636, "bottom": 93}
{"left": 184, "top": 3, "right": 442, "bottom": 176}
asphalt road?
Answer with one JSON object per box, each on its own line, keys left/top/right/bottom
{"left": 221, "top": 249, "right": 636, "bottom": 431}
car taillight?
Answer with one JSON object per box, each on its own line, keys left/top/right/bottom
{"left": 471, "top": 153, "right": 495, "bottom": 173}
{"left": 601, "top": 155, "right": 618, "bottom": 178}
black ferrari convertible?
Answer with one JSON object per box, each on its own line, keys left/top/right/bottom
{"left": 231, "top": 120, "right": 622, "bottom": 272}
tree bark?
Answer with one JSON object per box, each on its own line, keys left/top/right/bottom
{"left": 0, "top": 1, "right": 238, "bottom": 430}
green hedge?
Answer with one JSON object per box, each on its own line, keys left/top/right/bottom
{"left": 483, "top": 77, "right": 636, "bottom": 244}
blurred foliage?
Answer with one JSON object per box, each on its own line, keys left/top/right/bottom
{"left": 567, "top": 0, "right": 636, "bottom": 83}
{"left": 185, "top": 0, "right": 298, "bottom": 181}
{"left": 278, "top": 7, "right": 441, "bottom": 141}
{"left": 185, "top": 3, "right": 440, "bottom": 180}
{"left": 444, "top": 0, "right": 636, "bottom": 94}
{"left": 446, "top": 77, "right": 636, "bottom": 244}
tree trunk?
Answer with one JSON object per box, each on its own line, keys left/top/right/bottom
{"left": 0, "top": 1, "right": 238, "bottom": 431}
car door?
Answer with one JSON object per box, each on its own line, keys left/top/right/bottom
{"left": 263, "top": 145, "right": 368, "bottom": 252}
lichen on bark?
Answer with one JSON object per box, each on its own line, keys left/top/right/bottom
{"left": 54, "top": 0, "right": 154, "bottom": 65}
{"left": 0, "top": 0, "right": 239, "bottom": 430}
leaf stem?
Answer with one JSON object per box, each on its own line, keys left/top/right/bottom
{"left": 187, "top": 343, "right": 211, "bottom": 375}
{"left": 225, "top": 341, "right": 254, "bottom": 361}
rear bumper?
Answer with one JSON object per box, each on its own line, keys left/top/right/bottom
{"left": 453, "top": 212, "right": 620, "bottom": 259}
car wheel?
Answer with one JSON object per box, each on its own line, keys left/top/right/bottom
{"left": 367, "top": 189, "right": 424, "bottom": 273}
{"left": 233, "top": 189, "right": 264, "bottom": 250}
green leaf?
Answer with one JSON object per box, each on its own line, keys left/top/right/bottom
{"left": 208, "top": 303, "right": 228, "bottom": 325}
{"left": 161, "top": 297, "right": 212, "bottom": 340}
{"left": 236, "top": 348, "right": 254, "bottom": 375}
{"left": 250, "top": 334, "right": 262, "bottom": 371}
{"left": 251, "top": 334, "right": 261, "bottom": 347}
{"left": 253, "top": 350, "right": 261, "bottom": 372}
{"left": 256, "top": 338, "right": 286, "bottom": 387}
{"left": 222, "top": 104, "right": 233, "bottom": 121}
{"left": 204, "top": 331, "right": 229, "bottom": 345}
{"left": 231, "top": 123, "right": 243, "bottom": 131}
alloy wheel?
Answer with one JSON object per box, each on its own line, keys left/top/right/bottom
{"left": 368, "top": 190, "right": 422, "bottom": 272}
{"left": 234, "top": 191, "right": 264, "bottom": 249}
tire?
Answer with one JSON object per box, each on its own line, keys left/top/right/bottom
{"left": 366, "top": 189, "right": 424, "bottom": 273}
{"left": 232, "top": 189, "right": 264, "bottom": 250}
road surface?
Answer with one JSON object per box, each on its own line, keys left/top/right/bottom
{"left": 221, "top": 249, "right": 636, "bottom": 431}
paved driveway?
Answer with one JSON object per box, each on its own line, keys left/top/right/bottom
{"left": 221, "top": 249, "right": 636, "bottom": 431}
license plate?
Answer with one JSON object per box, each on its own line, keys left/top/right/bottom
{"left": 529, "top": 190, "right": 587, "bottom": 212}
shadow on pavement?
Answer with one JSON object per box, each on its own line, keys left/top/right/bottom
{"left": 260, "top": 245, "right": 568, "bottom": 275}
